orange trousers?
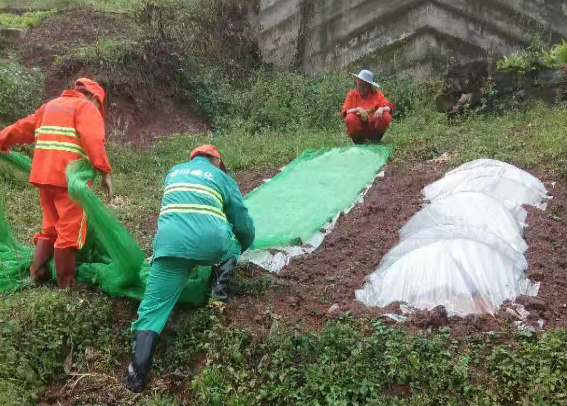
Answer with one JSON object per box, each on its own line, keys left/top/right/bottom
{"left": 345, "top": 112, "right": 392, "bottom": 144}
{"left": 33, "top": 185, "right": 87, "bottom": 249}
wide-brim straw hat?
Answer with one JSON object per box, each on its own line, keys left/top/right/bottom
{"left": 350, "top": 69, "right": 380, "bottom": 88}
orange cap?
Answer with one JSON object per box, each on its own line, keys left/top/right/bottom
{"left": 190, "top": 144, "right": 226, "bottom": 172}
{"left": 75, "top": 78, "right": 106, "bottom": 118}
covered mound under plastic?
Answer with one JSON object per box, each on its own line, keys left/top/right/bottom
{"left": 356, "top": 159, "right": 549, "bottom": 316}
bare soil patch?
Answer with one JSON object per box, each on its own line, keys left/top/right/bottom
{"left": 15, "top": 10, "right": 209, "bottom": 144}
{"left": 227, "top": 162, "right": 567, "bottom": 335}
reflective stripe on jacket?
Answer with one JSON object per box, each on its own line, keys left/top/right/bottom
{"left": 153, "top": 156, "right": 255, "bottom": 262}
{"left": 0, "top": 90, "right": 111, "bottom": 187}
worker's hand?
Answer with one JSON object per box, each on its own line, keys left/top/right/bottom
{"left": 374, "top": 107, "right": 391, "bottom": 121}
{"left": 359, "top": 109, "right": 369, "bottom": 123}
{"left": 101, "top": 172, "right": 113, "bottom": 203}
{"left": 374, "top": 107, "right": 384, "bottom": 120}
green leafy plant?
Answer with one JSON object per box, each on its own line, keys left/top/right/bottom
{"left": 497, "top": 40, "right": 567, "bottom": 73}
{"left": 497, "top": 53, "right": 528, "bottom": 72}
{"left": 0, "top": 11, "right": 55, "bottom": 28}
{"left": 0, "top": 56, "right": 44, "bottom": 126}
{"left": 0, "top": 289, "right": 114, "bottom": 402}
{"left": 552, "top": 40, "right": 567, "bottom": 65}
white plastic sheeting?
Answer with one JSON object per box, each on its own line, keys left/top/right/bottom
{"left": 356, "top": 159, "right": 549, "bottom": 316}
{"left": 424, "top": 159, "right": 549, "bottom": 212}
{"left": 400, "top": 192, "right": 528, "bottom": 254}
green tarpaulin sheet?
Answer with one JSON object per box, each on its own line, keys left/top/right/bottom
{"left": 1, "top": 144, "right": 391, "bottom": 297}
{"left": 245, "top": 145, "right": 392, "bottom": 250}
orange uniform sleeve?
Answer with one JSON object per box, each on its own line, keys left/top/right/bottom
{"left": 0, "top": 108, "right": 43, "bottom": 153}
{"left": 374, "top": 91, "right": 395, "bottom": 113}
{"left": 340, "top": 90, "right": 356, "bottom": 117}
{"left": 75, "top": 101, "right": 112, "bottom": 174}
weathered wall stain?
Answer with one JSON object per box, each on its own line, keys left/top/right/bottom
{"left": 256, "top": 0, "right": 567, "bottom": 74}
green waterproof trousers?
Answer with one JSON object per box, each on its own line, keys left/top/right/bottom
{"left": 132, "top": 244, "right": 240, "bottom": 334}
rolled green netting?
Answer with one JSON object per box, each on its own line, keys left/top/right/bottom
{"left": 0, "top": 151, "right": 34, "bottom": 290}
{"left": 0, "top": 152, "right": 211, "bottom": 305}
{"left": 0, "top": 191, "right": 33, "bottom": 291}
{"left": 0, "top": 149, "right": 32, "bottom": 173}
{"left": 66, "top": 159, "right": 145, "bottom": 291}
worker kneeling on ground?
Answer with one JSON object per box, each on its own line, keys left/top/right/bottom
{"left": 0, "top": 78, "right": 113, "bottom": 288}
{"left": 340, "top": 69, "right": 395, "bottom": 144}
{"left": 124, "top": 145, "right": 255, "bottom": 393}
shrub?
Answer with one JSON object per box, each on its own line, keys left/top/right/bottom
{"left": 549, "top": 40, "right": 567, "bottom": 65}
{"left": 0, "top": 380, "right": 34, "bottom": 406}
{"left": 50, "top": 0, "right": 260, "bottom": 124}
{"left": 497, "top": 40, "right": 567, "bottom": 73}
{"left": 0, "top": 56, "right": 44, "bottom": 126}
{"left": 0, "top": 11, "right": 55, "bottom": 29}
{"left": 212, "top": 69, "right": 437, "bottom": 134}
{"left": 134, "top": 0, "right": 261, "bottom": 80}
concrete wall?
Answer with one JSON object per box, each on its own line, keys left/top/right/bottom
{"left": 256, "top": 0, "right": 567, "bottom": 75}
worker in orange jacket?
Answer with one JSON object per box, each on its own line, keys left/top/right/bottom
{"left": 0, "top": 78, "right": 113, "bottom": 288}
{"left": 340, "top": 69, "right": 395, "bottom": 144}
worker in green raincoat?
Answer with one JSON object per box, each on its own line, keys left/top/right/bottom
{"left": 124, "top": 144, "right": 255, "bottom": 393}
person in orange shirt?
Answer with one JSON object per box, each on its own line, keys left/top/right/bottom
{"left": 0, "top": 78, "right": 113, "bottom": 288}
{"left": 340, "top": 69, "right": 395, "bottom": 144}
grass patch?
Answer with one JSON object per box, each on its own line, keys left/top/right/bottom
{"left": 389, "top": 101, "right": 567, "bottom": 176}
{"left": 0, "top": 0, "right": 142, "bottom": 12}
{"left": 0, "top": 11, "right": 54, "bottom": 28}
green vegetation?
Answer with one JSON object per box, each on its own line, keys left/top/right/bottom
{"left": 0, "top": 11, "right": 54, "bottom": 28}
{"left": 0, "top": 0, "right": 142, "bottom": 12}
{"left": 0, "top": 296, "right": 565, "bottom": 405}
{"left": 392, "top": 102, "right": 567, "bottom": 175}
{"left": 497, "top": 40, "right": 567, "bottom": 73}
{"left": 189, "top": 318, "right": 567, "bottom": 406}
{"left": 207, "top": 71, "right": 435, "bottom": 133}
{"left": 0, "top": 288, "right": 115, "bottom": 405}
{"left": 0, "top": 56, "right": 44, "bottom": 125}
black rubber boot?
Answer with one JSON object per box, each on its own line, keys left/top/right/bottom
{"left": 210, "top": 257, "right": 237, "bottom": 303}
{"left": 123, "top": 330, "right": 159, "bottom": 393}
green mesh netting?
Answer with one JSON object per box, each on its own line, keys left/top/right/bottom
{"left": 1, "top": 145, "right": 392, "bottom": 299}
{"left": 244, "top": 145, "right": 392, "bottom": 249}
{"left": 0, "top": 152, "right": 211, "bottom": 304}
